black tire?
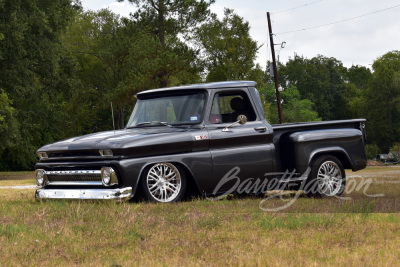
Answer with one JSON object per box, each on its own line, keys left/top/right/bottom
{"left": 304, "top": 155, "right": 346, "bottom": 197}
{"left": 141, "top": 162, "right": 186, "bottom": 203}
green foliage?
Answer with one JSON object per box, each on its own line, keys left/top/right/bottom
{"left": 196, "top": 8, "right": 263, "bottom": 85}
{"left": 364, "top": 51, "right": 400, "bottom": 151}
{"left": 345, "top": 65, "right": 372, "bottom": 91}
{"left": 0, "top": 1, "right": 214, "bottom": 170}
{"left": 283, "top": 98, "right": 322, "bottom": 123}
{"left": 0, "top": 90, "right": 18, "bottom": 164}
{"left": 259, "top": 84, "right": 320, "bottom": 124}
{"left": 0, "top": 0, "right": 398, "bottom": 170}
{"left": 344, "top": 82, "right": 365, "bottom": 118}
{"left": 124, "top": 0, "right": 214, "bottom": 41}
{"left": 0, "top": 32, "right": 3, "bottom": 59}
{"left": 122, "top": 0, "right": 214, "bottom": 87}
{"left": 0, "top": 90, "right": 13, "bottom": 130}
{"left": 63, "top": 8, "right": 203, "bottom": 130}
{"left": 389, "top": 142, "right": 400, "bottom": 161}
{"left": 0, "top": 0, "right": 80, "bottom": 170}
{"left": 63, "top": 9, "right": 142, "bottom": 131}
{"left": 279, "top": 55, "right": 349, "bottom": 120}
{"left": 365, "top": 144, "right": 380, "bottom": 160}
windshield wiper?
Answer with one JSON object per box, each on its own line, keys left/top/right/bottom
{"left": 126, "top": 121, "right": 173, "bottom": 128}
{"left": 135, "top": 122, "right": 152, "bottom": 127}
{"left": 155, "top": 121, "right": 173, "bottom": 127}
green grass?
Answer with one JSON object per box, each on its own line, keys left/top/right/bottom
{"left": 0, "top": 189, "right": 400, "bottom": 266}
{"left": 0, "top": 167, "right": 400, "bottom": 265}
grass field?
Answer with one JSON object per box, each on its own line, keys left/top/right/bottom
{"left": 1, "top": 167, "right": 400, "bottom": 266}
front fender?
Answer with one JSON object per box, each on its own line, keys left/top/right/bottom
{"left": 118, "top": 150, "right": 213, "bottom": 196}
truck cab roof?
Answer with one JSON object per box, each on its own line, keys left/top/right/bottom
{"left": 137, "top": 81, "right": 257, "bottom": 97}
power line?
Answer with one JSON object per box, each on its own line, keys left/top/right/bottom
{"left": 275, "top": 3, "right": 400, "bottom": 35}
{"left": 272, "top": 0, "right": 323, "bottom": 14}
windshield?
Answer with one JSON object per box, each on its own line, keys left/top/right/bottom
{"left": 126, "top": 92, "right": 206, "bottom": 127}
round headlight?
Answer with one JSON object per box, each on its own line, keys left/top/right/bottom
{"left": 101, "top": 167, "right": 117, "bottom": 186}
{"left": 36, "top": 169, "right": 45, "bottom": 186}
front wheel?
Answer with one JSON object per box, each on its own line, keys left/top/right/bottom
{"left": 305, "top": 155, "right": 346, "bottom": 197}
{"left": 141, "top": 162, "right": 186, "bottom": 203}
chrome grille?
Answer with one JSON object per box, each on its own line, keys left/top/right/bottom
{"left": 48, "top": 151, "right": 100, "bottom": 158}
{"left": 45, "top": 170, "right": 102, "bottom": 186}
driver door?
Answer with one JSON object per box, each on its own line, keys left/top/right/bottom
{"left": 205, "top": 89, "right": 274, "bottom": 194}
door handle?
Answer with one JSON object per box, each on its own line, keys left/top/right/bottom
{"left": 254, "top": 127, "right": 266, "bottom": 133}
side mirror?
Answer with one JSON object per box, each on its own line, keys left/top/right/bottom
{"left": 222, "top": 115, "right": 247, "bottom": 132}
{"left": 237, "top": 115, "right": 247, "bottom": 125}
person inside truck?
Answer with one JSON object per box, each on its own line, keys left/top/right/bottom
{"left": 230, "top": 97, "right": 253, "bottom": 122}
{"left": 209, "top": 93, "right": 256, "bottom": 123}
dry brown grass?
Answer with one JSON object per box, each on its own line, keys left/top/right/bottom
{"left": 348, "top": 165, "right": 400, "bottom": 175}
{"left": 0, "top": 171, "right": 33, "bottom": 180}
{"left": 0, "top": 179, "right": 36, "bottom": 186}
{"left": 0, "top": 167, "right": 400, "bottom": 266}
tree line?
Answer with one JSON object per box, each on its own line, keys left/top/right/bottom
{"left": 261, "top": 52, "right": 400, "bottom": 159}
{"left": 0, "top": 0, "right": 399, "bottom": 170}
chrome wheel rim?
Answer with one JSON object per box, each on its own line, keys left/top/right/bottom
{"left": 316, "top": 161, "right": 342, "bottom": 196}
{"left": 146, "top": 163, "right": 181, "bottom": 202}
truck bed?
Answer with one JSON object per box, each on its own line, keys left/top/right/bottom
{"left": 271, "top": 119, "right": 366, "bottom": 174}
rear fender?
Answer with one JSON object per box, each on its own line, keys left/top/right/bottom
{"left": 288, "top": 129, "right": 367, "bottom": 175}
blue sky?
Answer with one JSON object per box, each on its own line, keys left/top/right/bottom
{"left": 81, "top": 0, "right": 400, "bottom": 70}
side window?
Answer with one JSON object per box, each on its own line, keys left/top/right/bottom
{"left": 209, "top": 91, "right": 256, "bottom": 124}
{"left": 209, "top": 95, "right": 223, "bottom": 124}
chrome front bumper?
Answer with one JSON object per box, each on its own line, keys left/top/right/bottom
{"left": 35, "top": 187, "right": 133, "bottom": 201}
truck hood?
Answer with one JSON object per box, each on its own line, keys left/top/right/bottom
{"left": 38, "top": 127, "right": 205, "bottom": 156}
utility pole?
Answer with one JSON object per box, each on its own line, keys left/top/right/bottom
{"left": 267, "top": 12, "right": 283, "bottom": 124}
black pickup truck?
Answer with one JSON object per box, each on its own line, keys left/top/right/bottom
{"left": 35, "top": 81, "right": 367, "bottom": 202}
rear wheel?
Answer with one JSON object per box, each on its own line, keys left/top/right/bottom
{"left": 141, "top": 162, "right": 186, "bottom": 203}
{"left": 305, "top": 155, "right": 346, "bottom": 197}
